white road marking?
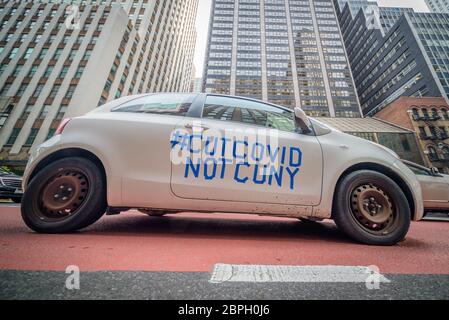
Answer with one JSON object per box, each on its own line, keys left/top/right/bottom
{"left": 210, "top": 264, "right": 391, "bottom": 284}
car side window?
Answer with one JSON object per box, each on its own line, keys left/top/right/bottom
{"left": 112, "top": 93, "right": 195, "bottom": 116}
{"left": 202, "top": 95, "right": 296, "bottom": 133}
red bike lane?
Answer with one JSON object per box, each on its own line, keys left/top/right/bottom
{"left": 0, "top": 206, "right": 448, "bottom": 274}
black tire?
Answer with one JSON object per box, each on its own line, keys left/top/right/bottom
{"left": 11, "top": 197, "right": 22, "bottom": 203}
{"left": 333, "top": 170, "right": 411, "bottom": 246}
{"left": 21, "top": 157, "right": 107, "bottom": 233}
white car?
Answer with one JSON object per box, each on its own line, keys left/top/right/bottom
{"left": 402, "top": 160, "right": 449, "bottom": 213}
{"left": 21, "top": 93, "right": 423, "bottom": 245}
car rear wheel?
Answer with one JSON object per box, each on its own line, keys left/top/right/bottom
{"left": 333, "top": 170, "right": 411, "bottom": 245}
{"left": 21, "top": 157, "right": 107, "bottom": 233}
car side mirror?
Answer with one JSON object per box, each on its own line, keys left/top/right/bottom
{"left": 430, "top": 167, "right": 440, "bottom": 176}
{"left": 294, "top": 107, "right": 312, "bottom": 134}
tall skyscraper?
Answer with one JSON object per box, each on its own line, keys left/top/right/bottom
{"left": 425, "top": 0, "right": 449, "bottom": 13}
{"left": 335, "top": 0, "right": 374, "bottom": 16}
{"left": 0, "top": 0, "right": 198, "bottom": 169}
{"left": 336, "top": 2, "right": 449, "bottom": 116}
{"left": 203, "top": 0, "right": 362, "bottom": 118}
{"left": 335, "top": 0, "right": 414, "bottom": 34}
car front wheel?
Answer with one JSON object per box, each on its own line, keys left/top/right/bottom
{"left": 333, "top": 170, "right": 411, "bottom": 245}
{"left": 21, "top": 157, "right": 107, "bottom": 233}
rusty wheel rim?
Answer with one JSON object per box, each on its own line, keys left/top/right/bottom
{"left": 350, "top": 183, "right": 397, "bottom": 235}
{"left": 38, "top": 169, "right": 89, "bottom": 221}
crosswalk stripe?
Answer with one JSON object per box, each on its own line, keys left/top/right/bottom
{"left": 210, "top": 264, "right": 391, "bottom": 284}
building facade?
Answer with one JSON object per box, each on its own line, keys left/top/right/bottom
{"left": 335, "top": 0, "right": 414, "bottom": 34}
{"left": 0, "top": 0, "right": 198, "bottom": 169}
{"left": 336, "top": 3, "right": 449, "bottom": 116}
{"left": 378, "top": 6, "right": 415, "bottom": 31}
{"left": 190, "top": 77, "right": 202, "bottom": 93}
{"left": 375, "top": 97, "right": 449, "bottom": 173}
{"left": 203, "top": 0, "right": 362, "bottom": 118}
{"left": 426, "top": 0, "right": 449, "bottom": 13}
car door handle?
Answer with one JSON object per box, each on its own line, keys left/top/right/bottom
{"left": 184, "top": 123, "right": 210, "bottom": 131}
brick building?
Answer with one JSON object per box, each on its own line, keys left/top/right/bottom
{"left": 375, "top": 96, "right": 449, "bottom": 173}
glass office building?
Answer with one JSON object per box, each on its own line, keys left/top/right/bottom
{"left": 378, "top": 7, "right": 415, "bottom": 31}
{"left": 425, "top": 0, "right": 449, "bottom": 13}
{"left": 336, "top": 1, "right": 449, "bottom": 116}
{"left": 335, "top": 0, "right": 414, "bottom": 34}
{"left": 203, "top": 0, "right": 362, "bottom": 118}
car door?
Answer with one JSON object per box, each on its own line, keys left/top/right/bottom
{"left": 110, "top": 93, "right": 199, "bottom": 207}
{"left": 170, "top": 95, "right": 323, "bottom": 206}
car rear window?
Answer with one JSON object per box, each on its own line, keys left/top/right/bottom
{"left": 112, "top": 93, "right": 195, "bottom": 116}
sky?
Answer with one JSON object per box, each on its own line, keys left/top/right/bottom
{"left": 193, "top": 0, "right": 430, "bottom": 77}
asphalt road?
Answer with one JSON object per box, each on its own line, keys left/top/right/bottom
{"left": 0, "top": 204, "right": 448, "bottom": 299}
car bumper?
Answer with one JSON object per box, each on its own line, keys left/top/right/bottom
{"left": 23, "top": 135, "right": 62, "bottom": 189}
{"left": 392, "top": 160, "right": 424, "bottom": 221}
{"left": 0, "top": 187, "right": 23, "bottom": 198}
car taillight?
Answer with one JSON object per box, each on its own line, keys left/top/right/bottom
{"left": 55, "top": 118, "right": 72, "bottom": 136}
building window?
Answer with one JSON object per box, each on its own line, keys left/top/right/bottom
{"left": 33, "top": 84, "right": 44, "bottom": 98}
{"left": 421, "top": 108, "right": 429, "bottom": 118}
{"left": 38, "top": 48, "right": 48, "bottom": 60}
{"left": 441, "top": 108, "right": 449, "bottom": 120}
{"left": 23, "top": 48, "right": 34, "bottom": 59}
{"left": 5, "top": 128, "right": 21, "bottom": 146}
{"left": 20, "top": 105, "right": 33, "bottom": 119}
{"left": 48, "top": 85, "right": 60, "bottom": 99}
{"left": 38, "top": 105, "right": 51, "bottom": 119}
{"left": 82, "top": 50, "right": 92, "bottom": 60}
{"left": 55, "top": 105, "right": 67, "bottom": 119}
{"left": 74, "top": 66, "right": 84, "bottom": 79}
{"left": 0, "top": 64, "right": 7, "bottom": 76}
{"left": 68, "top": 49, "right": 78, "bottom": 60}
{"left": 43, "top": 66, "right": 54, "bottom": 78}
{"left": 427, "top": 146, "right": 439, "bottom": 161}
{"left": 0, "top": 84, "right": 11, "bottom": 95}
{"left": 24, "top": 128, "right": 39, "bottom": 147}
{"left": 16, "top": 84, "right": 27, "bottom": 97}
{"left": 46, "top": 128, "right": 56, "bottom": 140}
{"left": 12, "top": 64, "right": 23, "bottom": 76}
{"left": 431, "top": 108, "right": 439, "bottom": 119}
{"left": 59, "top": 66, "right": 69, "bottom": 78}
{"left": 53, "top": 49, "right": 63, "bottom": 60}
{"left": 8, "top": 48, "right": 19, "bottom": 59}
{"left": 65, "top": 85, "right": 76, "bottom": 99}
{"left": 28, "top": 65, "right": 38, "bottom": 77}
{"left": 442, "top": 146, "right": 449, "bottom": 160}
